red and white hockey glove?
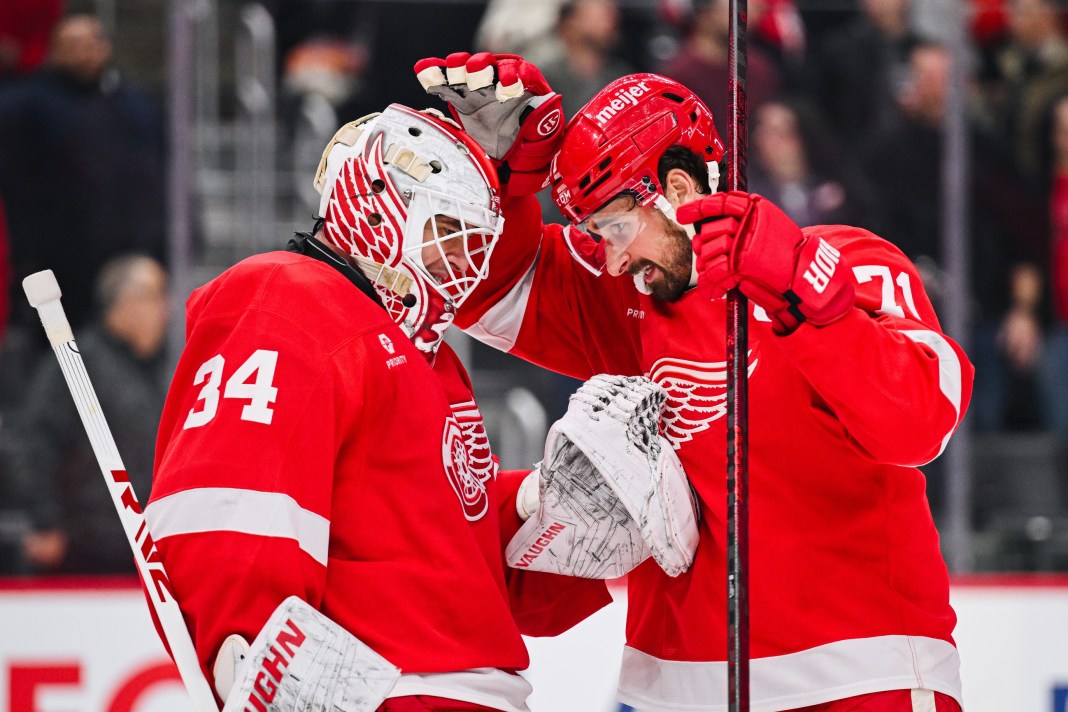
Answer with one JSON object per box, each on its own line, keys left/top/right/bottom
{"left": 677, "top": 191, "right": 856, "bottom": 335}
{"left": 508, "top": 375, "right": 699, "bottom": 579}
{"left": 414, "top": 51, "right": 564, "bottom": 195}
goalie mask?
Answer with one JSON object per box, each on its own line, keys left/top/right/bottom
{"left": 549, "top": 74, "right": 725, "bottom": 225}
{"left": 315, "top": 104, "right": 504, "bottom": 356}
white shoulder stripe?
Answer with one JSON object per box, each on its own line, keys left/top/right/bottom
{"left": 144, "top": 487, "right": 330, "bottom": 566}
{"left": 901, "top": 329, "right": 963, "bottom": 463}
{"left": 463, "top": 249, "right": 539, "bottom": 352}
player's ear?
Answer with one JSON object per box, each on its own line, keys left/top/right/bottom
{"left": 663, "top": 168, "right": 700, "bottom": 209}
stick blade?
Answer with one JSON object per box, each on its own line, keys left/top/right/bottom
{"left": 23, "top": 270, "right": 62, "bottom": 307}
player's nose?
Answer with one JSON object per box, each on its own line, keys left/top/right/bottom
{"left": 445, "top": 244, "right": 470, "bottom": 274}
{"left": 605, "top": 244, "right": 629, "bottom": 277}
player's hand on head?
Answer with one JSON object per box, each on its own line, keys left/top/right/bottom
{"left": 677, "top": 191, "right": 855, "bottom": 334}
{"left": 414, "top": 51, "right": 564, "bottom": 195}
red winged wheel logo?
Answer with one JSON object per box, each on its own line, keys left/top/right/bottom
{"left": 649, "top": 355, "right": 759, "bottom": 448}
{"left": 441, "top": 401, "right": 496, "bottom": 521}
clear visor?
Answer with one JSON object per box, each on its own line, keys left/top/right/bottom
{"left": 574, "top": 193, "right": 648, "bottom": 252}
{"left": 403, "top": 185, "right": 503, "bottom": 307}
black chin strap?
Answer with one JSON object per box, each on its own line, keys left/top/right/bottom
{"left": 286, "top": 227, "right": 386, "bottom": 310}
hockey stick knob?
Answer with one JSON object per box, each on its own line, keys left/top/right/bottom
{"left": 23, "top": 270, "right": 74, "bottom": 347}
{"left": 23, "top": 269, "right": 61, "bottom": 306}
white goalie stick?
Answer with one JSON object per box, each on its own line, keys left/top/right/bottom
{"left": 23, "top": 270, "right": 221, "bottom": 712}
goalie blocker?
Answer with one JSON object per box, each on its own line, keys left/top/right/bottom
{"left": 216, "top": 597, "right": 400, "bottom": 712}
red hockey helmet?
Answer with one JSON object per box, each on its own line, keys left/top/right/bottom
{"left": 550, "top": 74, "right": 724, "bottom": 223}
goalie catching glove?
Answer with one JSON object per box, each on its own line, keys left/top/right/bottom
{"left": 414, "top": 51, "right": 564, "bottom": 195}
{"left": 215, "top": 596, "right": 400, "bottom": 712}
{"left": 507, "top": 375, "right": 699, "bottom": 578}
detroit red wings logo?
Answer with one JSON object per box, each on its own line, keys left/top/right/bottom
{"left": 441, "top": 401, "right": 496, "bottom": 521}
{"left": 649, "top": 355, "right": 759, "bottom": 448}
{"left": 324, "top": 133, "right": 404, "bottom": 266}
{"left": 323, "top": 133, "right": 430, "bottom": 328}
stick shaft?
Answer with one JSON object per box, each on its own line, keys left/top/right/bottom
{"left": 26, "top": 276, "right": 220, "bottom": 712}
{"left": 726, "top": 0, "right": 750, "bottom": 709}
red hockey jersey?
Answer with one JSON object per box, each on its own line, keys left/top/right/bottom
{"left": 146, "top": 251, "right": 609, "bottom": 710}
{"left": 457, "top": 195, "right": 974, "bottom": 711}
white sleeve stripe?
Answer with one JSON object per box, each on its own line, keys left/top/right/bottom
{"left": 462, "top": 250, "right": 538, "bottom": 352}
{"left": 901, "top": 329, "right": 963, "bottom": 463}
{"left": 144, "top": 487, "right": 330, "bottom": 565}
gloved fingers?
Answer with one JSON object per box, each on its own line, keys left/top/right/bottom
{"left": 415, "top": 53, "right": 493, "bottom": 94}
{"left": 720, "top": 191, "right": 754, "bottom": 217}
{"left": 676, "top": 191, "right": 753, "bottom": 225}
{"left": 698, "top": 279, "right": 729, "bottom": 303}
{"left": 693, "top": 234, "right": 731, "bottom": 270}
{"left": 495, "top": 56, "right": 526, "bottom": 101}
{"left": 697, "top": 262, "right": 738, "bottom": 301}
{"left": 444, "top": 51, "right": 472, "bottom": 85}
{"left": 692, "top": 217, "right": 741, "bottom": 249}
{"left": 696, "top": 251, "right": 731, "bottom": 280}
{"left": 414, "top": 57, "right": 448, "bottom": 90}
{"left": 735, "top": 277, "right": 791, "bottom": 314}
{"left": 570, "top": 375, "right": 666, "bottom": 430}
{"left": 464, "top": 51, "right": 496, "bottom": 90}
{"left": 675, "top": 196, "right": 718, "bottom": 225}
{"left": 575, "top": 375, "right": 664, "bottom": 410}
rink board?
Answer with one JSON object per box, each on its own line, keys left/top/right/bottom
{"left": 0, "top": 576, "right": 1066, "bottom": 712}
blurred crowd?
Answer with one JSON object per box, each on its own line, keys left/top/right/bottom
{"left": 0, "top": 0, "right": 1067, "bottom": 574}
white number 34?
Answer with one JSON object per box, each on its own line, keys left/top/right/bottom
{"left": 183, "top": 349, "right": 279, "bottom": 429}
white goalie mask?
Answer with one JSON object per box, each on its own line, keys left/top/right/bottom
{"left": 314, "top": 104, "right": 505, "bottom": 356}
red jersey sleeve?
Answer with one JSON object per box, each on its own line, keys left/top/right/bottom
{"left": 770, "top": 226, "right": 974, "bottom": 466}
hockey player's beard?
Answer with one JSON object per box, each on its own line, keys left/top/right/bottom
{"left": 628, "top": 222, "right": 693, "bottom": 302}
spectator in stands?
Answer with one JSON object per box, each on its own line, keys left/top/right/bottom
{"left": 749, "top": 98, "right": 872, "bottom": 227}
{"left": 537, "top": 0, "right": 636, "bottom": 227}
{"left": 979, "top": 0, "right": 1068, "bottom": 180}
{"left": 1031, "top": 92, "right": 1068, "bottom": 437}
{"left": 476, "top": 0, "right": 569, "bottom": 65}
{"left": 659, "top": 0, "right": 782, "bottom": 141}
{"left": 0, "top": 14, "right": 167, "bottom": 338}
{"left": 0, "top": 0, "right": 63, "bottom": 80}
{"left": 865, "top": 42, "right": 1046, "bottom": 432}
{"left": 806, "top": 0, "right": 920, "bottom": 155}
{"left": 540, "top": 0, "right": 634, "bottom": 118}
{"left": 10, "top": 255, "right": 169, "bottom": 574}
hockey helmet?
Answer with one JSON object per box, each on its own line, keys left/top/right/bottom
{"left": 549, "top": 74, "right": 724, "bottom": 224}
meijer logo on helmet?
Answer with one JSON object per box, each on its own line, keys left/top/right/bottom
{"left": 594, "top": 80, "right": 652, "bottom": 126}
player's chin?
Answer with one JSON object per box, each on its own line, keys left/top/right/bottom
{"left": 649, "top": 271, "right": 690, "bottom": 302}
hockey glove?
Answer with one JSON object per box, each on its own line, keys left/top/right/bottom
{"left": 218, "top": 596, "right": 400, "bottom": 712}
{"left": 414, "top": 51, "right": 564, "bottom": 195}
{"left": 506, "top": 375, "right": 699, "bottom": 578}
{"left": 678, "top": 191, "right": 856, "bottom": 335}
